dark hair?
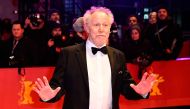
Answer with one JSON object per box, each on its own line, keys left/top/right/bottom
{"left": 130, "top": 24, "right": 141, "bottom": 34}
{"left": 127, "top": 15, "right": 139, "bottom": 22}
{"left": 12, "top": 20, "right": 24, "bottom": 29}
{"left": 1, "top": 18, "right": 12, "bottom": 32}
{"left": 155, "top": 5, "right": 169, "bottom": 14}
{"left": 48, "top": 9, "right": 61, "bottom": 19}
{"left": 49, "top": 21, "right": 62, "bottom": 31}
{"left": 129, "top": 24, "right": 142, "bottom": 40}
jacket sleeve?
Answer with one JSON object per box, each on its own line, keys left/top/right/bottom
{"left": 120, "top": 52, "right": 148, "bottom": 100}
{"left": 46, "top": 48, "right": 68, "bottom": 102}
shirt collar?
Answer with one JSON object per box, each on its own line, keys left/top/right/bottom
{"left": 86, "top": 39, "right": 106, "bottom": 50}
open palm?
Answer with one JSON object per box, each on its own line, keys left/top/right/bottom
{"left": 130, "top": 72, "right": 156, "bottom": 95}
{"left": 33, "top": 76, "right": 61, "bottom": 101}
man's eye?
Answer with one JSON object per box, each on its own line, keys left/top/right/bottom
{"left": 103, "top": 24, "right": 108, "bottom": 26}
{"left": 94, "top": 24, "right": 100, "bottom": 26}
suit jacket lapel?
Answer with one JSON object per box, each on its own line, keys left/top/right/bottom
{"left": 107, "top": 47, "right": 117, "bottom": 87}
{"left": 75, "top": 43, "right": 89, "bottom": 89}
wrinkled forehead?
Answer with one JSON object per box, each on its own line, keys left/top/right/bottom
{"left": 91, "top": 11, "right": 109, "bottom": 18}
{"left": 88, "top": 11, "right": 112, "bottom": 25}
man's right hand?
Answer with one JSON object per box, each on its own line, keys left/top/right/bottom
{"left": 33, "top": 76, "right": 61, "bottom": 101}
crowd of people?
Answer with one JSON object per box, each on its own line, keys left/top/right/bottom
{"left": 0, "top": 6, "right": 184, "bottom": 75}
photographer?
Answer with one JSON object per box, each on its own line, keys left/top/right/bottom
{"left": 24, "top": 12, "right": 48, "bottom": 65}
{"left": 24, "top": 13, "right": 45, "bottom": 30}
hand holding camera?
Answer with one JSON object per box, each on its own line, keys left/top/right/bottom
{"left": 25, "top": 13, "right": 45, "bottom": 30}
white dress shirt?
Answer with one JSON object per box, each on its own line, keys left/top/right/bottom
{"left": 86, "top": 39, "right": 112, "bottom": 109}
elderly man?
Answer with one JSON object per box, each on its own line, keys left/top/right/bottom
{"left": 33, "top": 6, "right": 156, "bottom": 109}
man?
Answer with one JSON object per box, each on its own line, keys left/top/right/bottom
{"left": 147, "top": 6, "right": 183, "bottom": 60}
{"left": 128, "top": 15, "right": 138, "bottom": 27}
{"left": 33, "top": 7, "right": 156, "bottom": 109}
{"left": 48, "top": 9, "right": 61, "bottom": 23}
{"left": 47, "top": 22, "right": 68, "bottom": 65}
{"left": 4, "top": 21, "right": 38, "bottom": 67}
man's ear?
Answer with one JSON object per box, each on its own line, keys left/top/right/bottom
{"left": 22, "top": 28, "right": 24, "bottom": 33}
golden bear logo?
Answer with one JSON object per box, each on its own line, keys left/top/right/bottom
{"left": 18, "top": 76, "right": 35, "bottom": 105}
{"left": 147, "top": 66, "right": 165, "bottom": 96}
{"left": 150, "top": 74, "right": 165, "bottom": 96}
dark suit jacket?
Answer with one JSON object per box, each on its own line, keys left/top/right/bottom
{"left": 48, "top": 43, "right": 144, "bottom": 109}
{"left": 3, "top": 36, "right": 38, "bottom": 67}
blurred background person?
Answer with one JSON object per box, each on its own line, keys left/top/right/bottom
{"left": 122, "top": 15, "right": 142, "bottom": 48}
{"left": 0, "top": 18, "right": 12, "bottom": 42}
{"left": 46, "top": 22, "right": 68, "bottom": 65}
{"left": 143, "top": 11, "right": 158, "bottom": 49}
{"left": 24, "top": 12, "right": 47, "bottom": 65}
{"left": 48, "top": 9, "right": 62, "bottom": 24}
{"left": 149, "top": 12, "right": 157, "bottom": 24}
{"left": 0, "top": 38, "right": 6, "bottom": 67}
{"left": 0, "top": 18, "right": 12, "bottom": 67}
{"left": 47, "top": 9, "right": 65, "bottom": 35}
{"left": 72, "top": 17, "right": 88, "bottom": 41}
{"left": 66, "top": 17, "right": 88, "bottom": 46}
{"left": 3, "top": 21, "right": 38, "bottom": 67}
{"left": 128, "top": 15, "right": 139, "bottom": 27}
{"left": 108, "top": 21, "right": 121, "bottom": 50}
{"left": 123, "top": 24, "right": 153, "bottom": 79}
{"left": 145, "top": 6, "right": 184, "bottom": 60}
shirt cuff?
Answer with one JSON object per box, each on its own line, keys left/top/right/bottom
{"left": 141, "top": 93, "right": 148, "bottom": 98}
{"left": 41, "top": 98, "right": 50, "bottom": 102}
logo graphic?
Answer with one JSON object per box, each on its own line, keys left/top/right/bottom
{"left": 148, "top": 67, "right": 165, "bottom": 96}
{"left": 150, "top": 74, "right": 165, "bottom": 96}
{"left": 18, "top": 76, "right": 35, "bottom": 105}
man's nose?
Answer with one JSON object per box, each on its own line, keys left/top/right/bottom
{"left": 98, "top": 25, "right": 104, "bottom": 32}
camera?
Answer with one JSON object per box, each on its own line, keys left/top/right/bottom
{"left": 137, "top": 53, "right": 152, "bottom": 67}
{"left": 28, "top": 13, "right": 41, "bottom": 27}
{"left": 136, "top": 52, "right": 153, "bottom": 79}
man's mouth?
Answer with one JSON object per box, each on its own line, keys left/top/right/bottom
{"left": 97, "top": 35, "right": 105, "bottom": 37}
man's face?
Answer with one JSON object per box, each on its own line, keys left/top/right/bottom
{"left": 129, "top": 16, "right": 138, "bottom": 26}
{"left": 50, "top": 12, "right": 60, "bottom": 22}
{"left": 86, "top": 11, "right": 111, "bottom": 47}
{"left": 158, "top": 9, "right": 168, "bottom": 20}
{"left": 52, "top": 28, "right": 62, "bottom": 37}
{"left": 12, "top": 24, "right": 24, "bottom": 39}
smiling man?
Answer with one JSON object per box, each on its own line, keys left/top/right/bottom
{"left": 33, "top": 6, "right": 156, "bottom": 109}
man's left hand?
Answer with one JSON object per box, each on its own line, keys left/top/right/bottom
{"left": 130, "top": 72, "right": 156, "bottom": 95}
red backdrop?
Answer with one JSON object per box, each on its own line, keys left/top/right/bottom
{"left": 0, "top": 60, "right": 190, "bottom": 109}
